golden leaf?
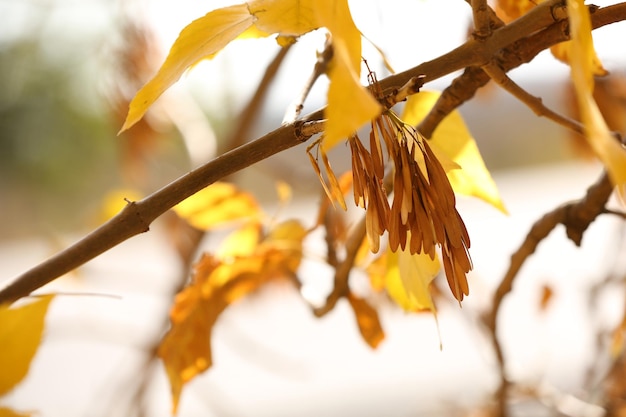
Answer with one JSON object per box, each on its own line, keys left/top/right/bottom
{"left": 0, "top": 295, "right": 54, "bottom": 396}
{"left": 322, "top": 38, "right": 382, "bottom": 151}
{"left": 347, "top": 292, "right": 384, "bottom": 349}
{"left": 550, "top": 42, "right": 608, "bottom": 78}
{"left": 173, "top": 182, "right": 261, "bottom": 230}
{"left": 248, "top": 0, "right": 319, "bottom": 36}
{"left": 384, "top": 243, "right": 441, "bottom": 312}
{"left": 216, "top": 221, "right": 262, "bottom": 259}
{"left": 158, "top": 220, "right": 306, "bottom": 414}
{"left": 401, "top": 91, "right": 507, "bottom": 213}
{"left": 567, "top": 0, "right": 626, "bottom": 191}
{"left": 121, "top": 4, "right": 255, "bottom": 132}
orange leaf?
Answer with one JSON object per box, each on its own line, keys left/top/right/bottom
{"left": 173, "top": 182, "right": 261, "bottom": 230}
{"left": 158, "top": 220, "right": 306, "bottom": 414}
{"left": 347, "top": 292, "right": 384, "bottom": 349}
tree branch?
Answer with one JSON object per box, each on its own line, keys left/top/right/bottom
{"left": 483, "top": 171, "right": 615, "bottom": 414}
{"left": 482, "top": 61, "right": 585, "bottom": 134}
{"left": 1, "top": 2, "right": 625, "bottom": 305}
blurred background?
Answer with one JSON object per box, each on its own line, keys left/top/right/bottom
{"left": 1, "top": 0, "right": 626, "bottom": 416}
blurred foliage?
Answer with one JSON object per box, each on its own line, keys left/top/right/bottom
{"left": 0, "top": 37, "right": 118, "bottom": 237}
{"left": 0, "top": 11, "right": 191, "bottom": 238}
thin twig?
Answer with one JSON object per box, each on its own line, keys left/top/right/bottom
{"left": 471, "top": 0, "right": 494, "bottom": 39}
{"left": 282, "top": 36, "right": 333, "bottom": 125}
{"left": 482, "top": 61, "right": 585, "bottom": 134}
{"left": 483, "top": 171, "right": 615, "bottom": 415}
{"left": 313, "top": 216, "right": 367, "bottom": 317}
{"left": 224, "top": 44, "right": 293, "bottom": 153}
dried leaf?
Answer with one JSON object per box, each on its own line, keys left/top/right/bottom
{"left": 567, "top": 0, "right": 626, "bottom": 191}
{"left": 347, "top": 292, "right": 384, "bottom": 349}
{"left": 0, "top": 295, "right": 54, "bottom": 396}
{"left": 173, "top": 182, "right": 261, "bottom": 230}
{"left": 121, "top": 4, "right": 256, "bottom": 131}
{"left": 158, "top": 220, "right": 306, "bottom": 414}
{"left": 401, "top": 91, "right": 507, "bottom": 213}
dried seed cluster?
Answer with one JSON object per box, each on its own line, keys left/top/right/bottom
{"left": 349, "top": 112, "right": 471, "bottom": 301}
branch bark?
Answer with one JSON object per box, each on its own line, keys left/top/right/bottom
{"left": 1, "top": 2, "right": 626, "bottom": 304}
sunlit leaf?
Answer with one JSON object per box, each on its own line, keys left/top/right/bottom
{"left": 402, "top": 91, "right": 507, "bottom": 213}
{"left": 567, "top": 0, "right": 626, "bottom": 191}
{"left": 0, "top": 295, "right": 54, "bottom": 396}
{"left": 347, "top": 292, "right": 384, "bottom": 349}
{"left": 121, "top": 4, "right": 255, "bottom": 131}
{"left": 550, "top": 42, "right": 608, "bottom": 78}
{"left": 365, "top": 240, "right": 440, "bottom": 313}
{"left": 252, "top": 0, "right": 382, "bottom": 152}
{"left": 158, "top": 220, "right": 306, "bottom": 414}
{"left": 248, "top": 0, "right": 319, "bottom": 36}
{"left": 173, "top": 182, "right": 261, "bottom": 230}
{"left": 216, "top": 221, "right": 262, "bottom": 259}
{"left": 323, "top": 38, "right": 382, "bottom": 151}
{"left": 385, "top": 243, "right": 441, "bottom": 312}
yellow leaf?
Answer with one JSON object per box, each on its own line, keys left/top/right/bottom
{"left": 275, "top": 180, "right": 292, "bottom": 205}
{"left": 216, "top": 221, "right": 262, "bottom": 259}
{"left": 550, "top": 42, "right": 607, "bottom": 77}
{"left": 173, "top": 182, "right": 261, "bottom": 230}
{"left": 347, "top": 292, "right": 384, "bottom": 349}
{"left": 158, "top": 220, "right": 305, "bottom": 414}
{"left": 384, "top": 243, "right": 441, "bottom": 312}
{"left": 315, "top": 0, "right": 381, "bottom": 151}
{"left": 323, "top": 38, "right": 382, "bottom": 151}
{"left": 401, "top": 91, "right": 507, "bottom": 213}
{"left": 0, "top": 295, "right": 54, "bottom": 396}
{"left": 121, "top": 4, "right": 255, "bottom": 132}
{"left": 567, "top": 0, "right": 626, "bottom": 190}
{"left": 248, "top": 0, "right": 319, "bottom": 36}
